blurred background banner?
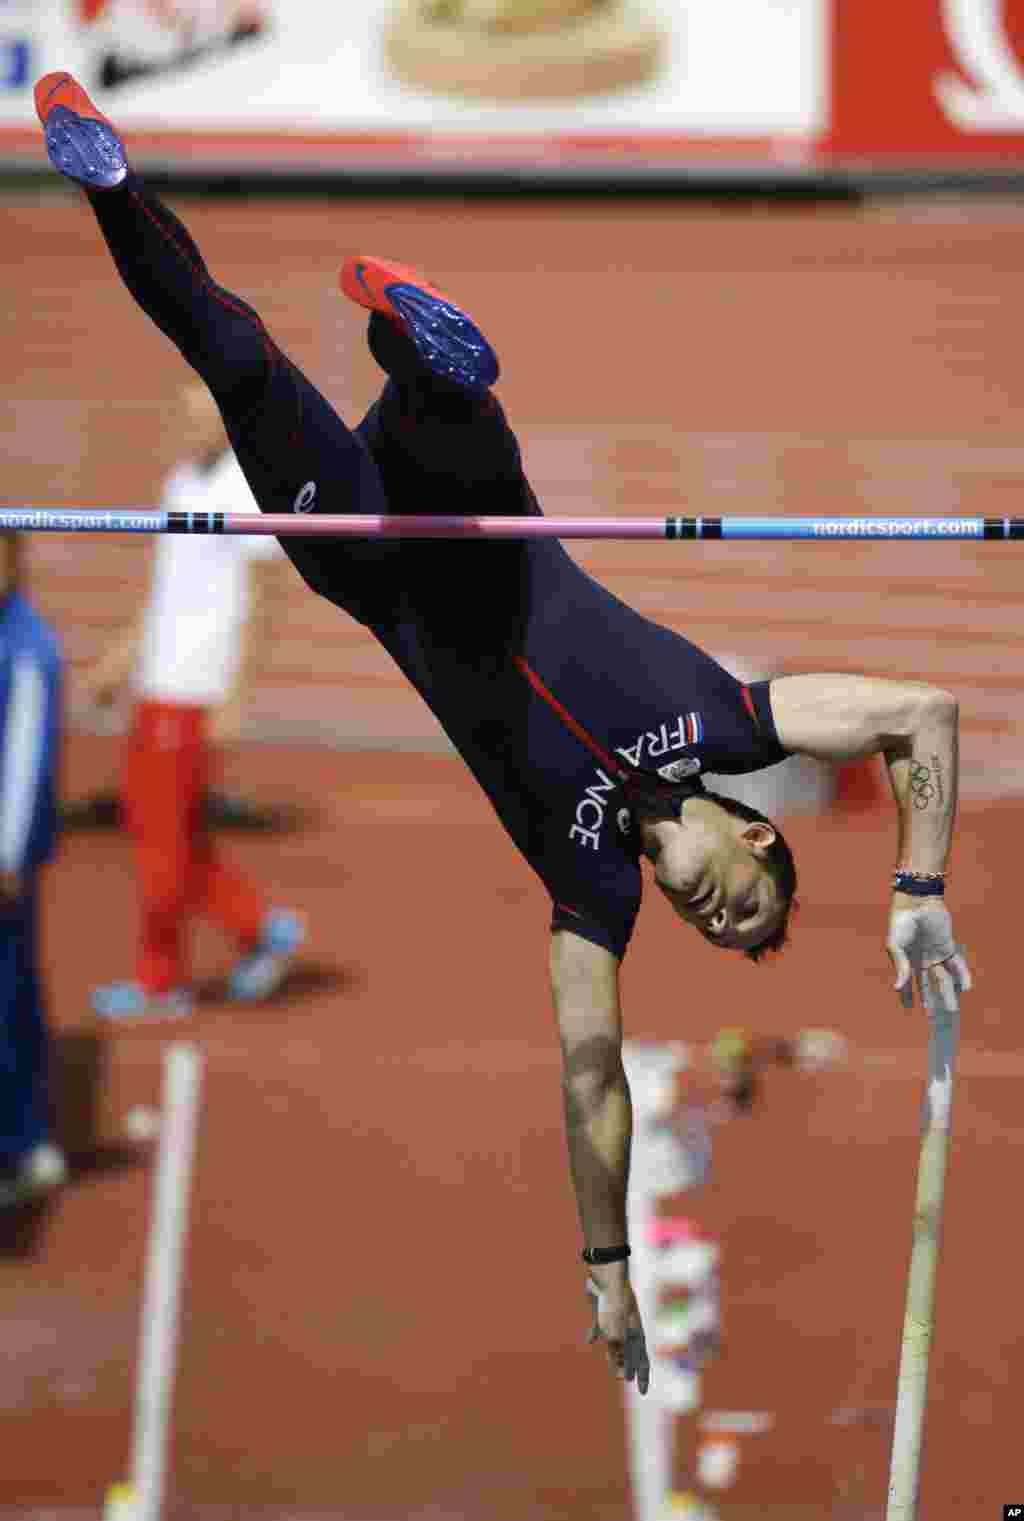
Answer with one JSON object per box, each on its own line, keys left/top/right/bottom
{"left": 0, "top": 0, "right": 826, "bottom": 179}
{"left": 828, "top": 0, "right": 1024, "bottom": 165}
{"left": 5, "top": 1, "right": 1024, "bottom": 180}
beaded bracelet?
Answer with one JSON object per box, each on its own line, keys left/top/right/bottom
{"left": 892, "top": 871, "right": 945, "bottom": 897}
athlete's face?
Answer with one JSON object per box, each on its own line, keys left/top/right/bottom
{"left": 640, "top": 797, "right": 784, "bottom": 954}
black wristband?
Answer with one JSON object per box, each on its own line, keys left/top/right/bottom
{"left": 893, "top": 871, "right": 945, "bottom": 898}
{"left": 581, "top": 1243, "right": 631, "bottom": 1265}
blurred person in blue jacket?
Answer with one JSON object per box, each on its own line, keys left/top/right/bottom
{"left": 0, "top": 531, "right": 66, "bottom": 1209}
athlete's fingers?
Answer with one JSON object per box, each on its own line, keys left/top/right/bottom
{"left": 899, "top": 971, "right": 914, "bottom": 1010}
{"left": 624, "top": 1325, "right": 650, "bottom": 1396}
{"left": 584, "top": 1280, "right": 600, "bottom": 1344}
{"left": 595, "top": 1308, "right": 629, "bottom": 1378}
{"left": 949, "top": 950, "right": 972, "bottom": 996}
{"left": 924, "top": 960, "right": 958, "bottom": 1014}
{"left": 888, "top": 944, "right": 914, "bottom": 1007}
{"left": 605, "top": 1341, "right": 626, "bottom": 1379}
{"left": 586, "top": 1277, "right": 648, "bottom": 1392}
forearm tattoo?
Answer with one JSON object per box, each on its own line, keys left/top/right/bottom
{"left": 910, "top": 756, "right": 944, "bottom": 811}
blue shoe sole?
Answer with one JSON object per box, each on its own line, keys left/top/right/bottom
{"left": 385, "top": 282, "right": 499, "bottom": 393}
{"left": 44, "top": 105, "right": 127, "bottom": 189}
{"left": 92, "top": 983, "right": 192, "bottom": 1018}
{"left": 227, "top": 915, "right": 303, "bottom": 1000}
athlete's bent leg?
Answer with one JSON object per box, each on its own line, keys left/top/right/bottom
{"left": 342, "top": 260, "right": 533, "bottom": 514}
{"left": 351, "top": 296, "right": 544, "bottom": 651}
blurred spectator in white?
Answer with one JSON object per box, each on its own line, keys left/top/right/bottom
{"left": 0, "top": 531, "right": 67, "bottom": 1208}
{"left": 80, "top": 384, "right": 303, "bottom": 1020}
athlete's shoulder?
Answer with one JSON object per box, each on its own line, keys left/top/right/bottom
{"left": 743, "top": 678, "right": 789, "bottom": 756}
{"left": 687, "top": 665, "right": 790, "bottom": 775}
{"left": 550, "top": 896, "right": 639, "bottom": 962}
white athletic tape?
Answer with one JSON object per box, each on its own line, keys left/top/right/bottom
{"left": 131, "top": 1044, "right": 203, "bottom": 1521}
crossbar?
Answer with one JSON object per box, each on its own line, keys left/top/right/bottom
{"left": 0, "top": 510, "right": 1021, "bottom": 540}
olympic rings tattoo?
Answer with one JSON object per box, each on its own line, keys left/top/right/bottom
{"left": 910, "top": 762, "right": 936, "bottom": 810}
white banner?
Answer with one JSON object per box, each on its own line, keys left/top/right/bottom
{"left": 0, "top": 0, "right": 825, "bottom": 177}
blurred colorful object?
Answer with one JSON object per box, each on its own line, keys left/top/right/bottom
{"left": 385, "top": 0, "right": 664, "bottom": 100}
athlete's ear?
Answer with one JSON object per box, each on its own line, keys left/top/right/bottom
{"left": 741, "top": 821, "right": 776, "bottom": 853}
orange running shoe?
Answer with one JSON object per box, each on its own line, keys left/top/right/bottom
{"left": 34, "top": 71, "right": 127, "bottom": 189}
{"left": 339, "top": 254, "right": 499, "bottom": 392}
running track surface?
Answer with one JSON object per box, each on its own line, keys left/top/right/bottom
{"left": 2, "top": 190, "right": 1023, "bottom": 1518}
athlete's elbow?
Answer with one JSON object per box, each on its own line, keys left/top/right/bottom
{"left": 917, "top": 686, "right": 958, "bottom": 730}
{"left": 561, "top": 1041, "right": 626, "bottom": 1118}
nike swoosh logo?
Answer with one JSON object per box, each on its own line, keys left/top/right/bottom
{"left": 43, "top": 76, "right": 71, "bottom": 109}
{"left": 354, "top": 261, "right": 373, "bottom": 299}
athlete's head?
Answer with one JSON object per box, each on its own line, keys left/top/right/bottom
{"left": 636, "top": 791, "right": 797, "bottom": 960}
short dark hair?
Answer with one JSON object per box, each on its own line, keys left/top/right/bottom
{"left": 701, "top": 788, "right": 798, "bottom": 962}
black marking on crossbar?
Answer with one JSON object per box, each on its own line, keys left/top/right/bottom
{"left": 985, "top": 518, "right": 1024, "bottom": 539}
{"left": 167, "top": 512, "right": 225, "bottom": 534}
{"left": 665, "top": 518, "right": 722, "bottom": 540}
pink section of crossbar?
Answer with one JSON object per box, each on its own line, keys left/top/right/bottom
{"left": 218, "top": 514, "right": 666, "bottom": 539}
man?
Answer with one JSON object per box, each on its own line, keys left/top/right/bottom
{"left": 0, "top": 531, "right": 66, "bottom": 1208}
{"left": 33, "top": 73, "right": 971, "bottom": 1393}
{"left": 79, "top": 383, "right": 303, "bottom": 1018}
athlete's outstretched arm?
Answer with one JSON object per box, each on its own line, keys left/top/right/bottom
{"left": 769, "top": 674, "right": 971, "bottom": 1006}
{"left": 549, "top": 930, "right": 649, "bottom": 1394}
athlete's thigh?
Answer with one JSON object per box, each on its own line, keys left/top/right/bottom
{"left": 219, "top": 353, "right": 403, "bottom": 625}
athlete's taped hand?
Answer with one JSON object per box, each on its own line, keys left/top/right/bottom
{"left": 887, "top": 900, "right": 972, "bottom": 1010}
{"left": 585, "top": 1275, "right": 650, "bottom": 1395}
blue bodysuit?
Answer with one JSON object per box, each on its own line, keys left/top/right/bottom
{"left": 352, "top": 391, "right": 787, "bottom": 957}
{"left": 82, "top": 177, "right": 788, "bottom": 957}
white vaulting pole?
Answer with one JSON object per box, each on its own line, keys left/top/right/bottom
{"left": 885, "top": 984, "right": 960, "bottom": 1519}
{"left": 131, "top": 1043, "right": 204, "bottom": 1521}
